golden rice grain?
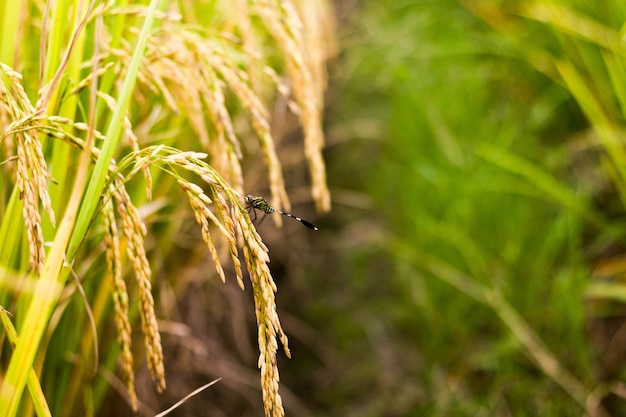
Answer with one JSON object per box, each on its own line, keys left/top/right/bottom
{"left": 103, "top": 199, "right": 137, "bottom": 412}
{"left": 113, "top": 180, "right": 166, "bottom": 392}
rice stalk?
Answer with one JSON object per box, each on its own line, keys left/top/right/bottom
{"left": 102, "top": 199, "right": 137, "bottom": 412}
{"left": 0, "top": 63, "right": 55, "bottom": 274}
{"left": 116, "top": 147, "right": 290, "bottom": 416}
{"left": 179, "top": 179, "right": 229, "bottom": 285}
{"left": 253, "top": 0, "right": 331, "bottom": 213}
{"left": 236, "top": 205, "right": 290, "bottom": 417}
{"left": 112, "top": 177, "right": 166, "bottom": 393}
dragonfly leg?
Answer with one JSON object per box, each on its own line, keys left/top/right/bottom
{"left": 256, "top": 212, "right": 269, "bottom": 227}
{"left": 248, "top": 207, "right": 260, "bottom": 224}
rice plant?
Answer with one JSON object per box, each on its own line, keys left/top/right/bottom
{"left": 0, "top": 1, "right": 334, "bottom": 416}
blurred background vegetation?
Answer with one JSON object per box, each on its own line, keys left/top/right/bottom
{"left": 278, "top": 0, "right": 626, "bottom": 416}
{"left": 3, "top": 0, "right": 626, "bottom": 416}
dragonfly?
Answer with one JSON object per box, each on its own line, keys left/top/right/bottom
{"left": 245, "top": 195, "right": 318, "bottom": 231}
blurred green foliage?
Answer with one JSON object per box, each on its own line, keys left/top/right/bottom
{"left": 282, "top": 1, "right": 626, "bottom": 416}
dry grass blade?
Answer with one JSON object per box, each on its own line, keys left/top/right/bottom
{"left": 154, "top": 378, "right": 222, "bottom": 417}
